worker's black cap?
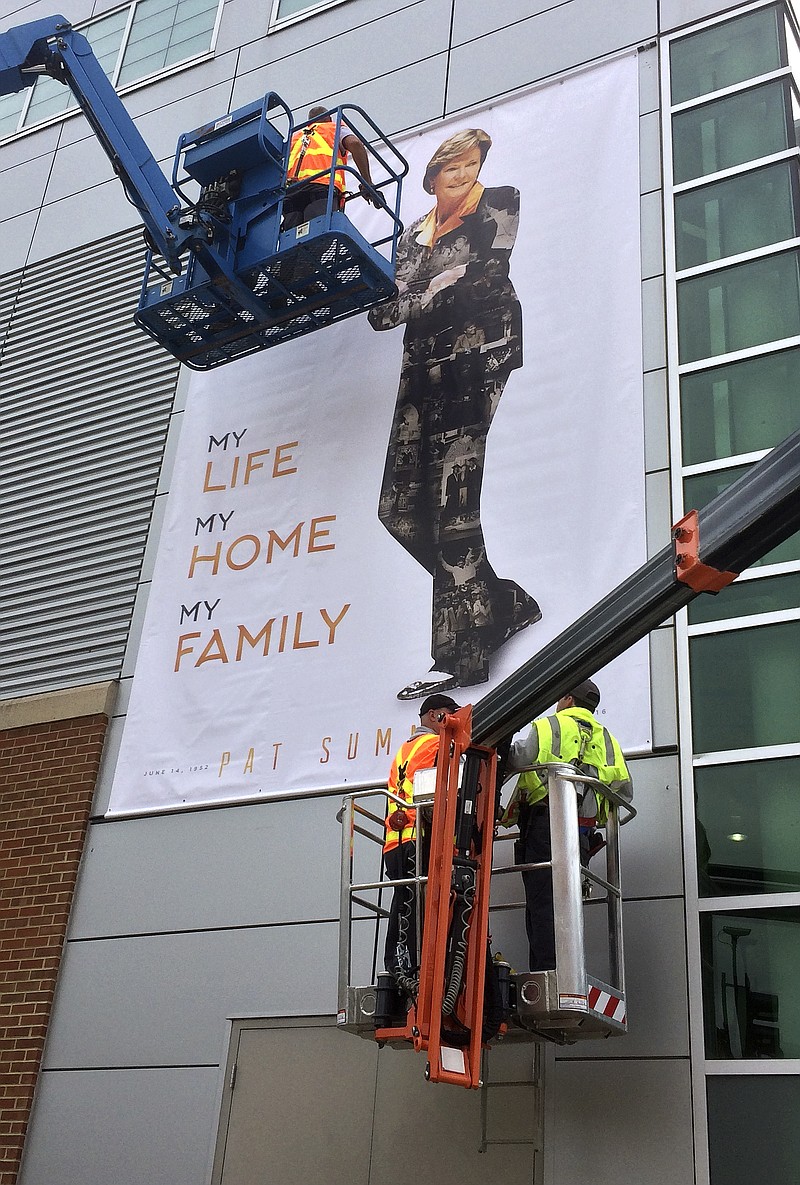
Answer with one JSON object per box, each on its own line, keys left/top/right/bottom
{"left": 419, "top": 693, "right": 460, "bottom": 716}
{"left": 567, "top": 678, "right": 600, "bottom": 710}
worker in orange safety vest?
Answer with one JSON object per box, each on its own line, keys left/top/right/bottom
{"left": 383, "top": 692, "right": 460, "bottom": 992}
{"left": 283, "top": 104, "right": 378, "bottom": 230}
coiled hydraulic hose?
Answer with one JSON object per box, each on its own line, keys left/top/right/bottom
{"left": 441, "top": 881, "right": 474, "bottom": 1015}
{"left": 394, "top": 881, "right": 419, "bottom": 998}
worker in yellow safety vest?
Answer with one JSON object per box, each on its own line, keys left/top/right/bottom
{"left": 383, "top": 692, "right": 460, "bottom": 990}
{"left": 283, "top": 104, "right": 377, "bottom": 230}
{"left": 502, "top": 678, "right": 632, "bottom": 972}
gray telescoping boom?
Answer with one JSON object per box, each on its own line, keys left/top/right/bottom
{"left": 338, "top": 426, "right": 800, "bottom": 1083}
{"left": 472, "top": 422, "right": 800, "bottom": 749}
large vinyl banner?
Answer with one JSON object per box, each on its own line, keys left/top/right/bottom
{"left": 108, "top": 53, "right": 648, "bottom": 816}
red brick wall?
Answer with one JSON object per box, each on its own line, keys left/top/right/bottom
{"left": 0, "top": 714, "right": 107, "bottom": 1185}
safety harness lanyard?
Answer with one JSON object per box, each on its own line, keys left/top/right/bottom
{"left": 574, "top": 720, "right": 599, "bottom": 825}
{"left": 396, "top": 733, "right": 434, "bottom": 803}
{"left": 288, "top": 125, "right": 315, "bottom": 182}
{"left": 385, "top": 732, "right": 437, "bottom": 846}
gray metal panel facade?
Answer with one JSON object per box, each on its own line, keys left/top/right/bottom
{"left": 18, "top": 1066, "right": 220, "bottom": 1185}
{"left": 0, "top": 0, "right": 758, "bottom": 1181}
{"left": 445, "top": 0, "right": 660, "bottom": 113}
{"left": 67, "top": 796, "right": 343, "bottom": 938}
{"left": 551, "top": 1059, "right": 696, "bottom": 1185}
{"left": 40, "top": 922, "right": 342, "bottom": 1069}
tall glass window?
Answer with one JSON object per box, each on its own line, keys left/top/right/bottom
{"left": 677, "top": 248, "right": 800, "bottom": 363}
{"left": 680, "top": 348, "right": 800, "bottom": 466}
{"left": 669, "top": 9, "right": 800, "bottom": 1181}
{"left": 670, "top": 4, "right": 784, "bottom": 103}
{"left": 683, "top": 465, "right": 800, "bottom": 565}
{"left": 707, "top": 1077, "right": 800, "bottom": 1183}
{"left": 695, "top": 757, "right": 800, "bottom": 896}
{"left": 672, "top": 78, "right": 797, "bottom": 184}
{"left": 689, "top": 571, "right": 800, "bottom": 624}
{"left": 690, "top": 618, "right": 800, "bottom": 752}
{"left": 675, "top": 160, "right": 800, "bottom": 269}
{"left": 0, "top": 0, "right": 221, "bottom": 141}
{"left": 701, "top": 908, "right": 800, "bottom": 1058}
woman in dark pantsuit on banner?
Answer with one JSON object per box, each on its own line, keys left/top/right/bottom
{"left": 369, "top": 127, "right": 541, "bottom": 699}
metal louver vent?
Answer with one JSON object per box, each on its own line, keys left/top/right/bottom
{"left": 0, "top": 229, "right": 180, "bottom": 699}
{"left": 0, "top": 267, "right": 21, "bottom": 357}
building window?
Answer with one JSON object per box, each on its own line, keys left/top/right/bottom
{"left": 684, "top": 463, "right": 800, "bottom": 566}
{"left": 268, "top": 0, "right": 349, "bottom": 31}
{"left": 670, "top": 3, "right": 786, "bottom": 104}
{"left": 23, "top": 8, "right": 129, "bottom": 127}
{"left": 0, "top": 92, "right": 25, "bottom": 138}
{"left": 707, "top": 1077, "right": 800, "bottom": 1182}
{"left": 672, "top": 77, "right": 798, "bottom": 185}
{"left": 680, "top": 348, "right": 800, "bottom": 467}
{"left": 0, "top": 0, "right": 222, "bottom": 141}
{"left": 688, "top": 570, "right": 800, "bottom": 625}
{"left": 674, "top": 159, "right": 800, "bottom": 269}
{"left": 677, "top": 247, "right": 800, "bottom": 363}
{"left": 695, "top": 758, "right": 800, "bottom": 897}
{"left": 689, "top": 617, "right": 800, "bottom": 752}
{"left": 701, "top": 908, "right": 800, "bottom": 1058}
{"left": 667, "top": 4, "right": 800, "bottom": 1181}
{"left": 117, "top": 0, "right": 221, "bottom": 86}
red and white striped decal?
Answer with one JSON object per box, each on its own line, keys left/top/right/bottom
{"left": 588, "top": 985, "right": 626, "bottom": 1025}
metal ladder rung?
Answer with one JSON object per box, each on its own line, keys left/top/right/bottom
{"left": 479, "top": 1059, "right": 543, "bottom": 1155}
{"left": 481, "top": 1140, "right": 540, "bottom": 1148}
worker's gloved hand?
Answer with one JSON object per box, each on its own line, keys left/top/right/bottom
{"left": 359, "top": 182, "right": 381, "bottom": 207}
{"left": 388, "top": 808, "right": 410, "bottom": 832}
{"left": 579, "top": 827, "right": 605, "bottom": 866}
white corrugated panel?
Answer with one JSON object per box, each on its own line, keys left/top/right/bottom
{"left": 0, "top": 229, "right": 180, "bottom": 699}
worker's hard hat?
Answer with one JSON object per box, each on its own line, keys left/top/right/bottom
{"left": 566, "top": 679, "right": 600, "bottom": 710}
{"left": 419, "top": 693, "right": 460, "bottom": 716}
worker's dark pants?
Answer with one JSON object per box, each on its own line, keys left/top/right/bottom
{"left": 520, "top": 804, "right": 556, "bottom": 972}
{"left": 384, "top": 839, "right": 426, "bottom": 978}
{"left": 277, "top": 184, "right": 342, "bottom": 297}
{"left": 281, "top": 182, "right": 338, "bottom": 230}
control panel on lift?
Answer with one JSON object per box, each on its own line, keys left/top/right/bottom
{"left": 337, "top": 706, "right": 636, "bottom": 1086}
{"left": 0, "top": 16, "right": 408, "bottom": 370}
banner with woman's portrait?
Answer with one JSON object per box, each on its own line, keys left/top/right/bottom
{"left": 108, "top": 51, "right": 649, "bottom": 816}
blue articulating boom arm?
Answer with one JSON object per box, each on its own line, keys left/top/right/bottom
{"left": 0, "top": 16, "right": 407, "bottom": 369}
{"left": 0, "top": 16, "right": 189, "bottom": 273}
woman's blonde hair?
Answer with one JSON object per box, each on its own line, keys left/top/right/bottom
{"left": 422, "top": 128, "right": 492, "bottom": 195}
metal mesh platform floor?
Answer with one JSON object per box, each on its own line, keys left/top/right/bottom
{"left": 135, "top": 230, "right": 396, "bottom": 370}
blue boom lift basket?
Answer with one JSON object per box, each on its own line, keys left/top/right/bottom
{"left": 0, "top": 17, "right": 408, "bottom": 370}
{"left": 135, "top": 99, "right": 408, "bottom": 370}
{"left": 0, "top": 17, "right": 410, "bottom": 369}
